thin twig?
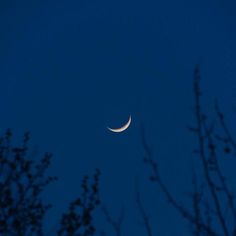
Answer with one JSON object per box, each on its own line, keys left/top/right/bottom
{"left": 102, "top": 205, "right": 125, "bottom": 236}
{"left": 135, "top": 176, "right": 153, "bottom": 236}
{"left": 140, "top": 119, "right": 218, "bottom": 236}
{"left": 193, "top": 65, "right": 229, "bottom": 235}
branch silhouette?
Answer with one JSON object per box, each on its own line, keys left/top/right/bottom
{"left": 135, "top": 176, "right": 153, "bottom": 236}
{"left": 101, "top": 204, "right": 125, "bottom": 236}
{"left": 140, "top": 65, "right": 236, "bottom": 235}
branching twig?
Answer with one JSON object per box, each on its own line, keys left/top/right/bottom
{"left": 190, "top": 166, "right": 204, "bottom": 236}
{"left": 102, "top": 205, "right": 125, "bottom": 236}
{"left": 140, "top": 119, "right": 218, "bottom": 236}
{"left": 194, "top": 65, "right": 229, "bottom": 235}
{"left": 135, "top": 176, "right": 153, "bottom": 236}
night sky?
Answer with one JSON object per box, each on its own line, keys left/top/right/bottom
{"left": 1, "top": 0, "right": 236, "bottom": 235}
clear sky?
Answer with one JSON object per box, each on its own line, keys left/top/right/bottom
{"left": 0, "top": 0, "right": 236, "bottom": 235}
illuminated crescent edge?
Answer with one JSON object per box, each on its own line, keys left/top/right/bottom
{"left": 107, "top": 115, "right": 132, "bottom": 133}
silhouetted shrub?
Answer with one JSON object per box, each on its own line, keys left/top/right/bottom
{"left": 0, "top": 129, "right": 56, "bottom": 235}
{"left": 0, "top": 129, "right": 101, "bottom": 236}
{"left": 57, "top": 169, "right": 101, "bottom": 236}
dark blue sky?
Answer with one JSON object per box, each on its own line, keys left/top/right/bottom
{"left": 1, "top": 0, "right": 236, "bottom": 235}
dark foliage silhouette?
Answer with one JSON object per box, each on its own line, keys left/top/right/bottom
{"left": 0, "top": 130, "right": 101, "bottom": 236}
{"left": 57, "top": 169, "right": 101, "bottom": 236}
{"left": 0, "top": 129, "right": 55, "bottom": 235}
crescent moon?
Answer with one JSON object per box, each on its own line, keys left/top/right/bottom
{"left": 107, "top": 115, "right": 132, "bottom": 133}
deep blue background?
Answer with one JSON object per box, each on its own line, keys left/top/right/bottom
{"left": 1, "top": 0, "right": 236, "bottom": 235}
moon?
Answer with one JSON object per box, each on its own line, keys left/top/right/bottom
{"left": 107, "top": 115, "right": 132, "bottom": 133}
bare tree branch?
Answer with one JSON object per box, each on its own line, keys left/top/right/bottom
{"left": 140, "top": 119, "right": 218, "bottom": 236}
{"left": 193, "top": 65, "right": 229, "bottom": 235}
{"left": 102, "top": 205, "right": 125, "bottom": 236}
{"left": 135, "top": 176, "right": 153, "bottom": 236}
